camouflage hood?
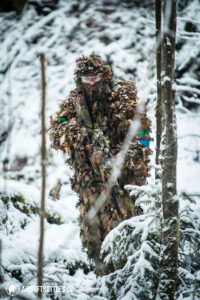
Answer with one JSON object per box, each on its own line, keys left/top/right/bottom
{"left": 74, "top": 53, "right": 112, "bottom": 84}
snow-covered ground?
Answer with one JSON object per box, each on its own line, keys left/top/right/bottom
{"left": 0, "top": 0, "right": 200, "bottom": 299}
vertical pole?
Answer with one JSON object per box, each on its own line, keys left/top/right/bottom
{"left": 37, "top": 54, "right": 46, "bottom": 299}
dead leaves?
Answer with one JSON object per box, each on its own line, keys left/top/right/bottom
{"left": 60, "top": 134, "right": 66, "bottom": 146}
{"left": 49, "top": 77, "right": 152, "bottom": 254}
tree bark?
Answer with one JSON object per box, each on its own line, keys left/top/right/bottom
{"left": 155, "top": 0, "right": 162, "bottom": 178}
{"left": 38, "top": 54, "right": 46, "bottom": 299}
{"left": 158, "top": 1, "right": 179, "bottom": 299}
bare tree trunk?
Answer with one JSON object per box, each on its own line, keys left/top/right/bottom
{"left": 37, "top": 54, "right": 46, "bottom": 299}
{"left": 158, "top": 1, "right": 179, "bottom": 299}
{"left": 155, "top": 0, "right": 162, "bottom": 178}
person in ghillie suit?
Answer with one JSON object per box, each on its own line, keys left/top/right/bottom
{"left": 49, "top": 53, "right": 151, "bottom": 275}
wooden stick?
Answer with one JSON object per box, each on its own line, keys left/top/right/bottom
{"left": 37, "top": 53, "right": 46, "bottom": 299}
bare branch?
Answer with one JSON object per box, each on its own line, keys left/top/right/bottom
{"left": 37, "top": 54, "right": 46, "bottom": 299}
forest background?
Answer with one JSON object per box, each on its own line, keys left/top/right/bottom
{"left": 0, "top": 0, "right": 200, "bottom": 299}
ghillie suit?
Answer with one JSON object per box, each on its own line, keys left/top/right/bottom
{"left": 49, "top": 54, "right": 151, "bottom": 274}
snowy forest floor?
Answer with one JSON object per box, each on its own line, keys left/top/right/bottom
{"left": 0, "top": 0, "right": 200, "bottom": 299}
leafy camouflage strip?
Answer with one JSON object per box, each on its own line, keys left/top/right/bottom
{"left": 74, "top": 53, "right": 112, "bottom": 84}
{"left": 49, "top": 78, "right": 152, "bottom": 271}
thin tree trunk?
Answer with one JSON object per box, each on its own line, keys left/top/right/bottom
{"left": 158, "top": 1, "right": 179, "bottom": 299}
{"left": 0, "top": 240, "right": 2, "bottom": 283}
{"left": 155, "top": 0, "right": 162, "bottom": 178}
{"left": 38, "top": 54, "right": 46, "bottom": 299}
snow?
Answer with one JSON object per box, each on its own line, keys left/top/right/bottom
{"left": 0, "top": 0, "right": 200, "bottom": 299}
{"left": 177, "top": 113, "right": 200, "bottom": 193}
{"left": 163, "top": 76, "right": 171, "bottom": 82}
